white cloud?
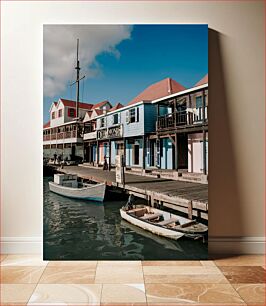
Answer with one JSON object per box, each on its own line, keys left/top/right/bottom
{"left": 44, "top": 25, "right": 133, "bottom": 97}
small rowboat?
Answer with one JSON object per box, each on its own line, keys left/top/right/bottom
{"left": 120, "top": 205, "right": 208, "bottom": 240}
{"left": 49, "top": 174, "right": 106, "bottom": 202}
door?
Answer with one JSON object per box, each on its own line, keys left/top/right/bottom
{"left": 193, "top": 141, "right": 202, "bottom": 173}
{"left": 150, "top": 140, "right": 156, "bottom": 167}
{"left": 133, "top": 144, "right": 139, "bottom": 165}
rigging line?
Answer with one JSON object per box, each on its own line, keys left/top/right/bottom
{"left": 82, "top": 77, "right": 85, "bottom": 102}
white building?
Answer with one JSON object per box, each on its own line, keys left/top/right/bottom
{"left": 43, "top": 98, "right": 111, "bottom": 160}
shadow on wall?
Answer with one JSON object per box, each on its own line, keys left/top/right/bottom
{"left": 208, "top": 29, "right": 244, "bottom": 241}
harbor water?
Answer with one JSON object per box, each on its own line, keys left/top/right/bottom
{"left": 43, "top": 177, "right": 208, "bottom": 260}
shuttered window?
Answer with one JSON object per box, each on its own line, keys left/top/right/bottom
{"left": 68, "top": 108, "right": 76, "bottom": 117}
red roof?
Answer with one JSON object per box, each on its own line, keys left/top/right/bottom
{"left": 43, "top": 121, "right": 50, "bottom": 128}
{"left": 60, "top": 98, "right": 93, "bottom": 110}
{"left": 128, "top": 78, "right": 186, "bottom": 105}
{"left": 108, "top": 103, "right": 124, "bottom": 112}
{"left": 194, "top": 74, "right": 208, "bottom": 87}
{"left": 94, "top": 109, "right": 104, "bottom": 116}
{"left": 91, "top": 100, "right": 110, "bottom": 109}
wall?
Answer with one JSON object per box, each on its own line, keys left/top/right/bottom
{"left": 1, "top": 1, "right": 265, "bottom": 254}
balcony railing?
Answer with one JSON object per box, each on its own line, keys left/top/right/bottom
{"left": 157, "top": 107, "right": 208, "bottom": 131}
{"left": 43, "top": 130, "right": 79, "bottom": 141}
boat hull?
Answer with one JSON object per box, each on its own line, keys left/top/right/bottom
{"left": 49, "top": 181, "right": 106, "bottom": 202}
{"left": 120, "top": 209, "right": 184, "bottom": 240}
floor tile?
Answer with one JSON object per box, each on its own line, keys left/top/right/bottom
{"left": 95, "top": 263, "right": 144, "bottom": 283}
{"left": 233, "top": 284, "right": 266, "bottom": 303}
{"left": 143, "top": 265, "right": 228, "bottom": 284}
{"left": 28, "top": 284, "right": 102, "bottom": 305}
{"left": 101, "top": 284, "right": 146, "bottom": 304}
{"left": 1, "top": 255, "right": 48, "bottom": 267}
{"left": 97, "top": 260, "right": 142, "bottom": 266}
{"left": 1, "top": 266, "right": 45, "bottom": 284}
{"left": 1, "top": 284, "right": 36, "bottom": 304}
{"left": 39, "top": 266, "right": 96, "bottom": 284}
{"left": 48, "top": 260, "right": 98, "bottom": 267}
{"left": 142, "top": 260, "right": 202, "bottom": 266}
{"left": 0, "top": 254, "right": 8, "bottom": 261}
{"left": 145, "top": 283, "right": 245, "bottom": 304}
{"left": 219, "top": 266, "right": 265, "bottom": 284}
{"left": 200, "top": 260, "right": 216, "bottom": 266}
{"left": 214, "top": 255, "right": 265, "bottom": 267}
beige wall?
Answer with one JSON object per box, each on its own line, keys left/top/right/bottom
{"left": 1, "top": 1, "right": 265, "bottom": 252}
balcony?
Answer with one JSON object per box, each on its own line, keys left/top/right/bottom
{"left": 157, "top": 107, "right": 208, "bottom": 131}
{"left": 43, "top": 130, "right": 79, "bottom": 141}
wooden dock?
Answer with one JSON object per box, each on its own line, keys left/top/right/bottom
{"left": 59, "top": 165, "right": 208, "bottom": 220}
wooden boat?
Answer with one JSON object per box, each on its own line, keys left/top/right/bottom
{"left": 121, "top": 220, "right": 184, "bottom": 252}
{"left": 49, "top": 174, "right": 106, "bottom": 202}
{"left": 120, "top": 205, "right": 208, "bottom": 240}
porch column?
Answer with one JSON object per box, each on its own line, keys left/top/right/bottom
{"left": 108, "top": 139, "right": 111, "bottom": 171}
{"left": 96, "top": 140, "right": 99, "bottom": 165}
{"left": 202, "top": 90, "right": 206, "bottom": 122}
{"left": 175, "top": 133, "right": 178, "bottom": 170}
{"left": 203, "top": 130, "right": 207, "bottom": 175}
{"left": 188, "top": 94, "right": 192, "bottom": 124}
{"left": 123, "top": 138, "right": 126, "bottom": 167}
{"left": 142, "top": 135, "right": 145, "bottom": 170}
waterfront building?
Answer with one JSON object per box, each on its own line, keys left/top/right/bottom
{"left": 43, "top": 98, "right": 109, "bottom": 160}
{"left": 83, "top": 101, "right": 112, "bottom": 164}
{"left": 95, "top": 78, "right": 185, "bottom": 168}
{"left": 153, "top": 74, "right": 208, "bottom": 176}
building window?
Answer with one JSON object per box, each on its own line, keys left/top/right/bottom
{"left": 100, "top": 118, "right": 105, "bottom": 128}
{"left": 126, "top": 107, "right": 139, "bottom": 123}
{"left": 52, "top": 111, "right": 56, "bottom": 119}
{"left": 113, "top": 113, "right": 119, "bottom": 125}
{"left": 68, "top": 108, "right": 76, "bottom": 117}
{"left": 58, "top": 109, "right": 62, "bottom": 117}
{"left": 196, "top": 96, "right": 203, "bottom": 108}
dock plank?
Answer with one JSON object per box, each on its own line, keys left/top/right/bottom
{"left": 59, "top": 165, "right": 208, "bottom": 218}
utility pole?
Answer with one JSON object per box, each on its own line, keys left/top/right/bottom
{"left": 75, "top": 39, "right": 80, "bottom": 119}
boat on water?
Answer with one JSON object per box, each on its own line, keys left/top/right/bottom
{"left": 49, "top": 174, "right": 106, "bottom": 202}
{"left": 120, "top": 203, "right": 208, "bottom": 240}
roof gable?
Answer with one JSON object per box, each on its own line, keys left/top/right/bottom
{"left": 194, "top": 74, "right": 208, "bottom": 87}
{"left": 59, "top": 98, "right": 93, "bottom": 110}
{"left": 49, "top": 102, "right": 58, "bottom": 113}
{"left": 91, "top": 100, "right": 111, "bottom": 109}
{"left": 108, "top": 103, "right": 124, "bottom": 112}
{"left": 43, "top": 121, "right": 50, "bottom": 128}
{"left": 128, "top": 78, "right": 186, "bottom": 106}
{"left": 83, "top": 111, "right": 93, "bottom": 122}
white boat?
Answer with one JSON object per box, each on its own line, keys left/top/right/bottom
{"left": 120, "top": 205, "right": 208, "bottom": 240}
{"left": 49, "top": 174, "right": 106, "bottom": 202}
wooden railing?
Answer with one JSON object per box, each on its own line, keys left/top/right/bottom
{"left": 43, "top": 130, "right": 79, "bottom": 141}
{"left": 157, "top": 107, "right": 208, "bottom": 131}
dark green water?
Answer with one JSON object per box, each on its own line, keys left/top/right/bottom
{"left": 43, "top": 177, "right": 208, "bottom": 260}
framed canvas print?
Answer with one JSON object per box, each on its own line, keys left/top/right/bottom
{"left": 43, "top": 24, "right": 208, "bottom": 260}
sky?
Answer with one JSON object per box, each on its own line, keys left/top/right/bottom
{"left": 43, "top": 24, "right": 208, "bottom": 123}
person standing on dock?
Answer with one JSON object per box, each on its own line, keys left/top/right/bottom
{"left": 53, "top": 152, "right": 57, "bottom": 164}
{"left": 103, "top": 155, "right": 108, "bottom": 170}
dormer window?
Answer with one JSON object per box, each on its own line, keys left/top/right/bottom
{"left": 58, "top": 109, "right": 62, "bottom": 117}
{"left": 68, "top": 108, "right": 76, "bottom": 118}
{"left": 52, "top": 111, "right": 56, "bottom": 119}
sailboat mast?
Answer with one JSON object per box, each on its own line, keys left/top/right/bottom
{"left": 75, "top": 38, "right": 80, "bottom": 119}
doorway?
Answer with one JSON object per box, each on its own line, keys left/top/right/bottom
{"left": 133, "top": 144, "right": 140, "bottom": 165}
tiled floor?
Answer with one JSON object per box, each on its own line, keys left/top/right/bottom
{"left": 0, "top": 255, "right": 265, "bottom": 305}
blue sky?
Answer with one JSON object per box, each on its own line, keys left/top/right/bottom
{"left": 43, "top": 25, "right": 208, "bottom": 123}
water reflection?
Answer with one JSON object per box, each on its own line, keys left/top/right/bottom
{"left": 43, "top": 177, "right": 207, "bottom": 260}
